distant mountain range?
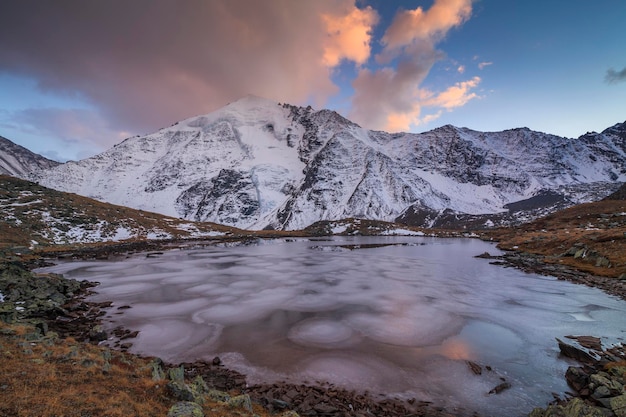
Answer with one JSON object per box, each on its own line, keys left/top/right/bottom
{"left": 2, "top": 95, "right": 625, "bottom": 230}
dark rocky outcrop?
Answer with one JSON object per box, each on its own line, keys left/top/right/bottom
{"left": 530, "top": 336, "right": 626, "bottom": 417}
{"left": 0, "top": 261, "right": 84, "bottom": 322}
{"left": 603, "top": 182, "right": 626, "bottom": 200}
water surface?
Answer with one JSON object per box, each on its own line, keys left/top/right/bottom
{"left": 40, "top": 237, "right": 626, "bottom": 416}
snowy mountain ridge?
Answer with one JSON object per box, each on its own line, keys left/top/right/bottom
{"left": 24, "top": 95, "right": 626, "bottom": 230}
{"left": 0, "top": 135, "right": 60, "bottom": 177}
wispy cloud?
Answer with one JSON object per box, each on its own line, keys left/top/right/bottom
{"left": 605, "top": 66, "right": 626, "bottom": 84}
{"left": 7, "top": 107, "right": 126, "bottom": 151}
{"left": 478, "top": 61, "right": 493, "bottom": 70}
{"left": 422, "top": 76, "right": 481, "bottom": 109}
{"left": 350, "top": 0, "right": 477, "bottom": 132}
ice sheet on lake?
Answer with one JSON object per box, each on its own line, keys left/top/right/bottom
{"left": 38, "top": 236, "right": 626, "bottom": 417}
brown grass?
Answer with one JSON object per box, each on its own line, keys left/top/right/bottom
{"left": 487, "top": 200, "right": 626, "bottom": 278}
{"left": 0, "top": 322, "right": 274, "bottom": 417}
{"left": 0, "top": 322, "right": 170, "bottom": 417}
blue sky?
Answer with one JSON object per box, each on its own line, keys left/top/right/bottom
{"left": 0, "top": 0, "right": 624, "bottom": 161}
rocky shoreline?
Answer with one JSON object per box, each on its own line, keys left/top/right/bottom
{"left": 3, "top": 240, "right": 626, "bottom": 417}
{"left": 476, "top": 250, "right": 626, "bottom": 301}
{"left": 528, "top": 336, "right": 626, "bottom": 417}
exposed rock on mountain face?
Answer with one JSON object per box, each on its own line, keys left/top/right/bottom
{"left": 603, "top": 182, "right": 626, "bottom": 200}
{"left": 20, "top": 96, "right": 626, "bottom": 230}
{"left": 0, "top": 136, "right": 60, "bottom": 177}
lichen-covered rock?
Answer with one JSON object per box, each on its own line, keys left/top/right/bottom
{"left": 228, "top": 394, "right": 253, "bottom": 411}
{"left": 206, "top": 389, "right": 230, "bottom": 403}
{"left": 610, "top": 394, "right": 626, "bottom": 417}
{"left": 191, "top": 375, "right": 209, "bottom": 396}
{"left": 279, "top": 412, "right": 301, "bottom": 417}
{"left": 166, "top": 368, "right": 194, "bottom": 402}
{"left": 529, "top": 398, "right": 606, "bottom": 417}
{"left": 0, "top": 302, "right": 17, "bottom": 323}
{"left": 167, "top": 401, "right": 204, "bottom": 417}
{"left": 166, "top": 367, "right": 212, "bottom": 404}
{"left": 565, "top": 366, "right": 590, "bottom": 392}
{"left": 590, "top": 372, "right": 623, "bottom": 394}
{"left": 88, "top": 324, "right": 107, "bottom": 342}
{"left": 0, "top": 261, "right": 84, "bottom": 320}
{"left": 168, "top": 366, "right": 185, "bottom": 384}
{"left": 150, "top": 359, "right": 165, "bottom": 381}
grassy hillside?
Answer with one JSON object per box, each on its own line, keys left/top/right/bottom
{"left": 0, "top": 175, "right": 242, "bottom": 249}
{"left": 487, "top": 187, "right": 626, "bottom": 279}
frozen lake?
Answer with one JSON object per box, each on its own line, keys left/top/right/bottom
{"left": 40, "top": 236, "right": 626, "bottom": 416}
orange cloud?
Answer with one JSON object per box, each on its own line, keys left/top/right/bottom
{"left": 424, "top": 76, "right": 482, "bottom": 109}
{"left": 322, "top": 5, "right": 379, "bottom": 67}
{"left": 382, "top": 0, "right": 472, "bottom": 51}
{"left": 0, "top": 0, "right": 378, "bottom": 138}
{"left": 381, "top": 77, "right": 481, "bottom": 132}
{"left": 350, "top": 0, "right": 476, "bottom": 132}
{"left": 386, "top": 111, "right": 419, "bottom": 132}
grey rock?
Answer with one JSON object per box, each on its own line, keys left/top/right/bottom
{"left": 166, "top": 401, "right": 204, "bottom": 417}
{"left": 206, "top": 389, "right": 230, "bottom": 403}
{"left": 149, "top": 358, "right": 165, "bottom": 381}
{"left": 88, "top": 325, "right": 108, "bottom": 342}
{"left": 529, "top": 398, "right": 606, "bottom": 417}
{"left": 167, "top": 381, "right": 195, "bottom": 402}
{"left": 228, "top": 394, "right": 253, "bottom": 412}
{"left": 610, "top": 394, "right": 626, "bottom": 417}
{"left": 595, "top": 256, "right": 611, "bottom": 268}
{"left": 591, "top": 385, "right": 611, "bottom": 399}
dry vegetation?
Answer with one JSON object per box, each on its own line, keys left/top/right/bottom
{"left": 487, "top": 199, "right": 626, "bottom": 278}
{"left": 0, "top": 322, "right": 170, "bottom": 417}
{"left": 0, "top": 321, "right": 278, "bottom": 417}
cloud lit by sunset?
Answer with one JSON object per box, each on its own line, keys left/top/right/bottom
{"left": 321, "top": 5, "right": 379, "bottom": 67}
{"left": 0, "top": 0, "right": 624, "bottom": 161}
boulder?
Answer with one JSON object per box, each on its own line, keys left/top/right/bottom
{"left": 228, "top": 394, "right": 253, "bottom": 412}
{"left": 529, "top": 398, "right": 606, "bottom": 417}
{"left": 565, "top": 366, "right": 590, "bottom": 393}
{"left": 206, "top": 389, "right": 230, "bottom": 403}
{"left": 557, "top": 338, "right": 597, "bottom": 364}
{"left": 88, "top": 325, "right": 108, "bottom": 342}
{"left": 150, "top": 359, "right": 165, "bottom": 381}
{"left": 610, "top": 394, "right": 626, "bottom": 417}
{"left": 166, "top": 401, "right": 204, "bottom": 417}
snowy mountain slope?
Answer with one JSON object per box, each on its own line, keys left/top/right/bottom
{"left": 0, "top": 135, "right": 60, "bottom": 178}
{"left": 0, "top": 175, "right": 235, "bottom": 247}
{"left": 30, "top": 96, "right": 306, "bottom": 229}
{"left": 26, "top": 96, "right": 626, "bottom": 230}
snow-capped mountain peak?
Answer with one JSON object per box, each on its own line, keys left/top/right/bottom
{"left": 23, "top": 98, "right": 626, "bottom": 230}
